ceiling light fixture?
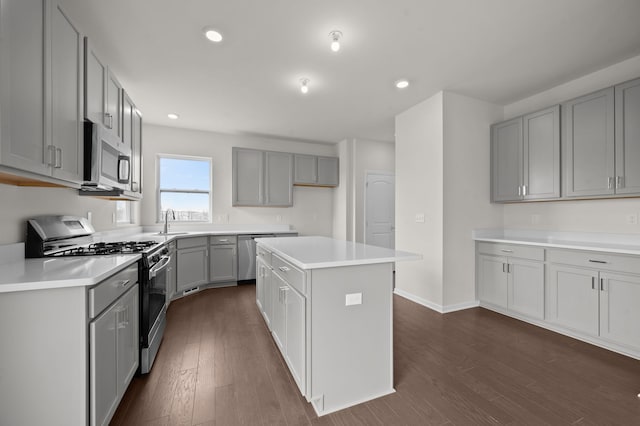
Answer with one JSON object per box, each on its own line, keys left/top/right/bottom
{"left": 329, "top": 30, "right": 342, "bottom": 52}
{"left": 203, "top": 27, "right": 223, "bottom": 43}
{"left": 395, "top": 79, "right": 410, "bottom": 89}
{"left": 167, "top": 113, "right": 179, "bottom": 120}
{"left": 300, "top": 78, "right": 310, "bottom": 94}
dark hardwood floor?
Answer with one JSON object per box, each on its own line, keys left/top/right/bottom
{"left": 111, "top": 285, "right": 640, "bottom": 425}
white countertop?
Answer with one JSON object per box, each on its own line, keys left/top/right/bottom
{"left": 0, "top": 254, "right": 141, "bottom": 293}
{"left": 0, "top": 227, "right": 298, "bottom": 293}
{"left": 255, "top": 236, "right": 422, "bottom": 269}
{"left": 473, "top": 229, "right": 640, "bottom": 256}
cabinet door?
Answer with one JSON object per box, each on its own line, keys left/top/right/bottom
{"left": 599, "top": 272, "right": 640, "bottom": 350}
{"left": 209, "top": 244, "right": 237, "bottom": 282}
{"left": 563, "top": 88, "right": 615, "bottom": 197}
{"left": 317, "top": 156, "right": 339, "bottom": 186}
{"left": 256, "top": 257, "right": 266, "bottom": 311}
{"left": 523, "top": 105, "right": 560, "bottom": 200}
{"left": 262, "top": 263, "right": 273, "bottom": 328}
{"left": 614, "top": 78, "right": 640, "bottom": 195}
{"left": 122, "top": 92, "right": 134, "bottom": 153}
{"left": 294, "top": 154, "right": 317, "bottom": 184}
{"left": 284, "top": 285, "right": 306, "bottom": 394}
{"left": 271, "top": 271, "right": 287, "bottom": 352}
{"left": 131, "top": 106, "right": 143, "bottom": 194}
{"left": 508, "top": 259, "right": 544, "bottom": 319}
{"left": 264, "top": 151, "right": 293, "bottom": 206}
{"left": 105, "top": 69, "right": 122, "bottom": 138}
{"left": 546, "top": 264, "right": 599, "bottom": 335}
{"left": 491, "top": 118, "right": 522, "bottom": 202}
{"left": 49, "top": 2, "right": 83, "bottom": 183}
{"left": 0, "top": 0, "right": 50, "bottom": 175}
{"left": 177, "top": 246, "right": 208, "bottom": 291}
{"left": 90, "top": 303, "right": 118, "bottom": 426}
{"left": 84, "top": 38, "right": 107, "bottom": 125}
{"left": 116, "top": 285, "right": 139, "bottom": 397}
{"left": 478, "top": 255, "right": 508, "bottom": 308}
{"left": 232, "top": 148, "right": 263, "bottom": 206}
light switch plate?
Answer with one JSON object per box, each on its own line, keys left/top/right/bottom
{"left": 345, "top": 292, "right": 362, "bottom": 306}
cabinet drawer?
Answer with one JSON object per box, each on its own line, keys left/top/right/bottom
{"left": 257, "top": 244, "right": 272, "bottom": 265}
{"left": 272, "top": 254, "right": 305, "bottom": 294}
{"left": 477, "top": 242, "right": 544, "bottom": 261}
{"left": 177, "top": 236, "right": 208, "bottom": 249}
{"left": 210, "top": 235, "right": 237, "bottom": 245}
{"left": 89, "top": 263, "right": 138, "bottom": 318}
{"left": 547, "top": 249, "right": 640, "bottom": 275}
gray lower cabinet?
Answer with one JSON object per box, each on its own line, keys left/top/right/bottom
{"left": 176, "top": 237, "right": 209, "bottom": 292}
{"left": 477, "top": 243, "right": 544, "bottom": 319}
{"left": 232, "top": 147, "right": 293, "bottom": 206}
{"left": 491, "top": 106, "right": 560, "bottom": 202}
{"left": 0, "top": 0, "right": 83, "bottom": 185}
{"left": 563, "top": 87, "right": 616, "bottom": 197}
{"left": 90, "top": 283, "right": 139, "bottom": 426}
{"left": 614, "top": 77, "right": 640, "bottom": 195}
{"left": 294, "top": 154, "right": 339, "bottom": 187}
{"left": 209, "top": 235, "right": 237, "bottom": 283}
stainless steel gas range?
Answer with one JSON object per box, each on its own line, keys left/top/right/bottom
{"left": 25, "top": 215, "right": 169, "bottom": 374}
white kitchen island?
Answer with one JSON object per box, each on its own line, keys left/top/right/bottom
{"left": 254, "top": 236, "right": 420, "bottom": 416}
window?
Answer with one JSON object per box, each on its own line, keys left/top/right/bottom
{"left": 157, "top": 155, "right": 211, "bottom": 222}
{"left": 116, "top": 201, "right": 132, "bottom": 224}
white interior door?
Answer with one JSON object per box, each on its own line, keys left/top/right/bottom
{"left": 365, "top": 173, "right": 395, "bottom": 248}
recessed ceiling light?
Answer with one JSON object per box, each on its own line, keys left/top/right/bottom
{"left": 168, "top": 113, "right": 179, "bottom": 120}
{"left": 395, "top": 79, "right": 410, "bottom": 89}
{"left": 203, "top": 27, "right": 223, "bottom": 43}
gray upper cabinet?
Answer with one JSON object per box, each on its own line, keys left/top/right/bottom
{"left": 492, "top": 106, "right": 560, "bottom": 202}
{"left": 265, "top": 151, "right": 293, "bottom": 206}
{"left": 563, "top": 87, "right": 615, "bottom": 198}
{"left": 232, "top": 147, "right": 293, "bottom": 207}
{"left": 294, "top": 154, "right": 317, "bottom": 184}
{"left": 84, "top": 38, "right": 107, "bottom": 126}
{"left": 106, "top": 69, "right": 122, "bottom": 138}
{"left": 523, "top": 105, "right": 560, "bottom": 200}
{"left": 294, "top": 154, "right": 339, "bottom": 187}
{"left": 233, "top": 148, "right": 264, "bottom": 205}
{"left": 615, "top": 77, "right": 640, "bottom": 195}
{"left": 0, "top": 0, "right": 83, "bottom": 185}
{"left": 131, "top": 105, "right": 143, "bottom": 195}
{"left": 491, "top": 117, "right": 522, "bottom": 202}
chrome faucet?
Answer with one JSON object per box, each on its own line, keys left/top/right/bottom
{"left": 163, "top": 209, "right": 175, "bottom": 234}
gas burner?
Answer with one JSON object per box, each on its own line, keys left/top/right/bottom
{"left": 50, "top": 240, "right": 159, "bottom": 256}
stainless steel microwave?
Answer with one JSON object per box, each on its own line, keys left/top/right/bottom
{"left": 83, "top": 121, "right": 130, "bottom": 190}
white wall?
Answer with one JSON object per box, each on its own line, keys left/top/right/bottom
{"left": 442, "top": 92, "right": 503, "bottom": 308}
{"left": 332, "top": 139, "right": 353, "bottom": 241}
{"left": 142, "top": 124, "right": 337, "bottom": 237}
{"left": 503, "top": 54, "right": 640, "bottom": 234}
{"left": 353, "top": 139, "right": 395, "bottom": 243}
{"left": 395, "top": 92, "right": 445, "bottom": 306}
{"left": 0, "top": 184, "right": 139, "bottom": 244}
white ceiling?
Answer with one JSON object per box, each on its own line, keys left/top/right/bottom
{"left": 61, "top": 0, "right": 640, "bottom": 144}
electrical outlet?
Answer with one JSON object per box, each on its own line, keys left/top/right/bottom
{"left": 345, "top": 293, "right": 362, "bottom": 306}
{"left": 626, "top": 213, "right": 638, "bottom": 225}
{"left": 276, "top": 215, "right": 282, "bottom": 222}
{"left": 87, "top": 211, "right": 92, "bottom": 224}
{"left": 415, "top": 213, "right": 425, "bottom": 223}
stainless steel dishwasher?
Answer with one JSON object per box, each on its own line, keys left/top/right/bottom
{"left": 238, "top": 234, "right": 273, "bottom": 280}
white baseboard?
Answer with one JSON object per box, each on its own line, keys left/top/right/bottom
{"left": 393, "top": 288, "right": 479, "bottom": 314}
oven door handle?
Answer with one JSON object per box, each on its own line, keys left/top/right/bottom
{"left": 149, "top": 255, "right": 171, "bottom": 280}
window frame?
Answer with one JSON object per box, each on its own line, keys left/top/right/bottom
{"left": 156, "top": 153, "right": 212, "bottom": 223}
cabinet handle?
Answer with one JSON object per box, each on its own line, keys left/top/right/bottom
{"left": 218, "top": 239, "right": 229, "bottom": 242}
{"left": 132, "top": 181, "right": 139, "bottom": 191}
{"left": 278, "top": 266, "right": 290, "bottom": 272}
{"left": 600, "top": 278, "right": 605, "bottom": 291}
{"left": 591, "top": 276, "right": 596, "bottom": 290}
{"left": 518, "top": 185, "right": 522, "bottom": 196}
{"left": 47, "top": 145, "right": 56, "bottom": 166}
{"left": 522, "top": 185, "right": 527, "bottom": 196}
{"left": 507, "top": 264, "right": 511, "bottom": 273}
{"left": 588, "top": 259, "right": 607, "bottom": 264}
{"left": 502, "top": 263, "right": 506, "bottom": 273}
{"left": 54, "top": 147, "right": 62, "bottom": 168}
{"left": 119, "top": 279, "right": 130, "bottom": 288}
{"left": 608, "top": 177, "right": 614, "bottom": 190}
{"left": 105, "top": 113, "right": 113, "bottom": 129}
{"left": 616, "top": 176, "right": 623, "bottom": 189}
{"left": 500, "top": 249, "right": 513, "bottom": 253}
